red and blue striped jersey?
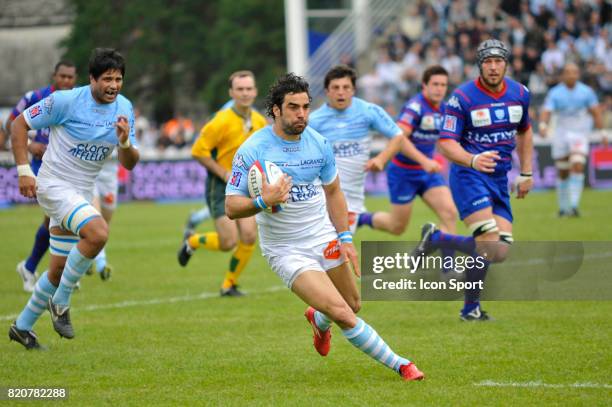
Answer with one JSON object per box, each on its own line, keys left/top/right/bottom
{"left": 394, "top": 92, "right": 445, "bottom": 169}
{"left": 439, "top": 78, "right": 531, "bottom": 175}
{"left": 10, "top": 85, "right": 55, "bottom": 144}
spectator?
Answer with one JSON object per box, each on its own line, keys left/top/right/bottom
{"left": 158, "top": 115, "right": 194, "bottom": 150}
{"left": 368, "top": 0, "right": 610, "bottom": 116}
{"left": 542, "top": 35, "right": 565, "bottom": 74}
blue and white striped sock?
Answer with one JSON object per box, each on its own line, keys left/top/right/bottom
{"left": 314, "top": 310, "right": 332, "bottom": 331}
{"left": 568, "top": 173, "right": 584, "bottom": 209}
{"left": 16, "top": 271, "right": 57, "bottom": 331}
{"left": 95, "top": 248, "right": 107, "bottom": 273}
{"left": 342, "top": 318, "right": 409, "bottom": 372}
{"left": 556, "top": 178, "right": 570, "bottom": 212}
{"left": 52, "top": 246, "right": 94, "bottom": 307}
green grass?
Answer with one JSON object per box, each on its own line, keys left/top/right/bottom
{"left": 0, "top": 190, "right": 611, "bottom": 406}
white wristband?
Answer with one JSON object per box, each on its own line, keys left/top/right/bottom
{"left": 119, "top": 138, "right": 131, "bottom": 149}
{"left": 470, "top": 153, "right": 480, "bottom": 170}
{"left": 17, "top": 164, "right": 36, "bottom": 178}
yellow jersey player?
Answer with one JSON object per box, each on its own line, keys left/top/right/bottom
{"left": 178, "top": 71, "right": 267, "bottom": 296}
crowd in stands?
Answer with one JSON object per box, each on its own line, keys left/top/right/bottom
{"left": 358, "top": 0, "right": 612, "bottom": 123}
{"left": 1, "top": 0, "right": 610, "bottom": 154}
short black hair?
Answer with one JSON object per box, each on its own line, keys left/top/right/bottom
{"left": 54, "top": 60, "right": 76, "bottom": 73}
{"left": 422, "top": 65, "right": 448, "bottom": 84}
{"left": 324, "top": 64, "right": 357, "bottom": 89}
{"left": 88, "top": 48, "right": 125, "bottom": 80}
{"left": 265, "top": 73, "right": 311, "bottom": 119}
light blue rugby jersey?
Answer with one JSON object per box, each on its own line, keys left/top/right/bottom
{"left": 543, "top": 82, "right": 598, "bottom": 133}
{"left": 226, "top": 125, "right": 339, "bottom": 247}
{"left": 23, "top": 85, "right": 137, "bottom": 190}
{"left": 308, "top": 97, "right": 401, "bottom": 212}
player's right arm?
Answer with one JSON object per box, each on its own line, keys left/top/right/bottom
{"left": 11, "top": 114, "right": 36, "bottom": 198}
{"left": 5, "top": 91, "right": 47, "bottom": 159}
{"left": 224, "top": 145, "right": 291, "bottom": 219}
{"left": 5, "top": 91, "right": 32, "bottom": 136}
{"left": 12, "top": 92, "right": 70, "bottom": 198}
{"left": 226, "top": 176, "right": 291, "bottom": 219}
{"left": 191, "top": 117, "right": 232, "bottom": 182}
{"left": 539, "top": 89, "right": 556, "bottom": 138}
{"left": 438, "top": 94, "right": 499, "bottom": 173}
{"left": 397, "top": 123, "right": 441, "bottom": 173}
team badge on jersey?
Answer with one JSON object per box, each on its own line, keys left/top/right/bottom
{"left": 471, "top": 108, "right": 491, "bottom": 127}
{"left": 508, "top": 105, "right": 523, "bottom": 123}
{"left": 421, "top": 115, "right": 436, "bottom": 130}
{"left": 443, "top": 115, "right": 457, "bottom": 132}
{"left": 494, "top": 109, "right": 505, "bottom": 120}
{"left": 230, "top": 171, "right": 242, "bottom": 187}
{"left": 28, "top": 105, "right": 42, "bottom": 119}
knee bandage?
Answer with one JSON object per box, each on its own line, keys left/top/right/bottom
{"left": 468, "top": 219, "right": 499, "bottom": 237}
{"left": 569, "top": 154, "right": 586, "bottom": 165}
{"left": 63, "top": 201, "right": 101, "bottom": 235}
{"left": 49, "top": 233, "right": 79, "bottom": 257}
{"left": 555, "top": 160, "right": 571, "bottom": 170}
{"left": 499, "top": 231, "right": 514, "bottom": 245}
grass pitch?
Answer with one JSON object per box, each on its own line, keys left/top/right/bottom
{"left": 0, "top": 190, "right": 610, "bottom": 406}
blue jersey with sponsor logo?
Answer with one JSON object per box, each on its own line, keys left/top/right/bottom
{"left": 226, "top": 125, "right": 338, "bottom": 247}
{"left": 10, "top": 85, "right": 56, "bottom": 174}
{"left": 23, "top": 85, "right": 137, "bottom": 190}
{"left": 308, "top": 97, "right": 400, "bottom": 213}
{"left": 395, "top": 92, "right": 445, "bottom": 168}
{"left": 440, "top": 78, "right": 531, "bottom": 175}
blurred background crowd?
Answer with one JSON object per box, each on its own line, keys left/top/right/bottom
{"left": 1, "top": 0, "right": 610, "bottom": 154}
{"left": 359, "top": 0, "right": 611, "bottom": 124}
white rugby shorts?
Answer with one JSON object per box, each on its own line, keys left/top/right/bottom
{"left": 263, "top": 239, "right": 347, "bottom": 288}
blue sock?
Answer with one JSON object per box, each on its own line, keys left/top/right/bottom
{"left": 440, "top": 247, "right": 455, "bottom": 273}
{"left": 95, "top": 248, "right": 107, "bottom": 272}
{"left": 568, "top": 173, "right": 584, "bottom": 209}
{"left": 24, "top": 223, "right": 50, "bottom": 274}
{"left": 188, "top": 207, "right": 211, "bottom": 229}
{"left": 16, "top": 271, "right": 57, "bottom": 331}
{"left": 462, "top": 258, "right": 490, "bottom": 314}
{"left": 556, "top": 178, "right": 570, "bottom": 212}
{"left": 52, "top": 246, "right": 94, "bottom": 307}
{"left": 357, "top": 212, "right": 374, "bottom": 228}
{"left": 431, "top": 230, "right": 475, "bottom": 255}
{"left": 342, "top": 318, "right": 410, "bottom": 372}
{"left": 314, "top": 310, "right": 332, "bottom": 331}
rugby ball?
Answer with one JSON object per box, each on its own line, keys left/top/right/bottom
{"left": 247, "top": 160, "right": 286, "bottom": 213}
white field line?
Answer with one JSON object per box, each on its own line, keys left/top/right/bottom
{"left": 474, "top": 380, "right": 612, "bottom": 389}
{"left": 0, "top": 285, "right": 286, "bottom": 322}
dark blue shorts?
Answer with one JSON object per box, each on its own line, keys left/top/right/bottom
{"left": 449, "top": 165, "right": 512, "bottom": 222}
{"left": 387, "top": 162, "right": 446, "bottom": 205}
